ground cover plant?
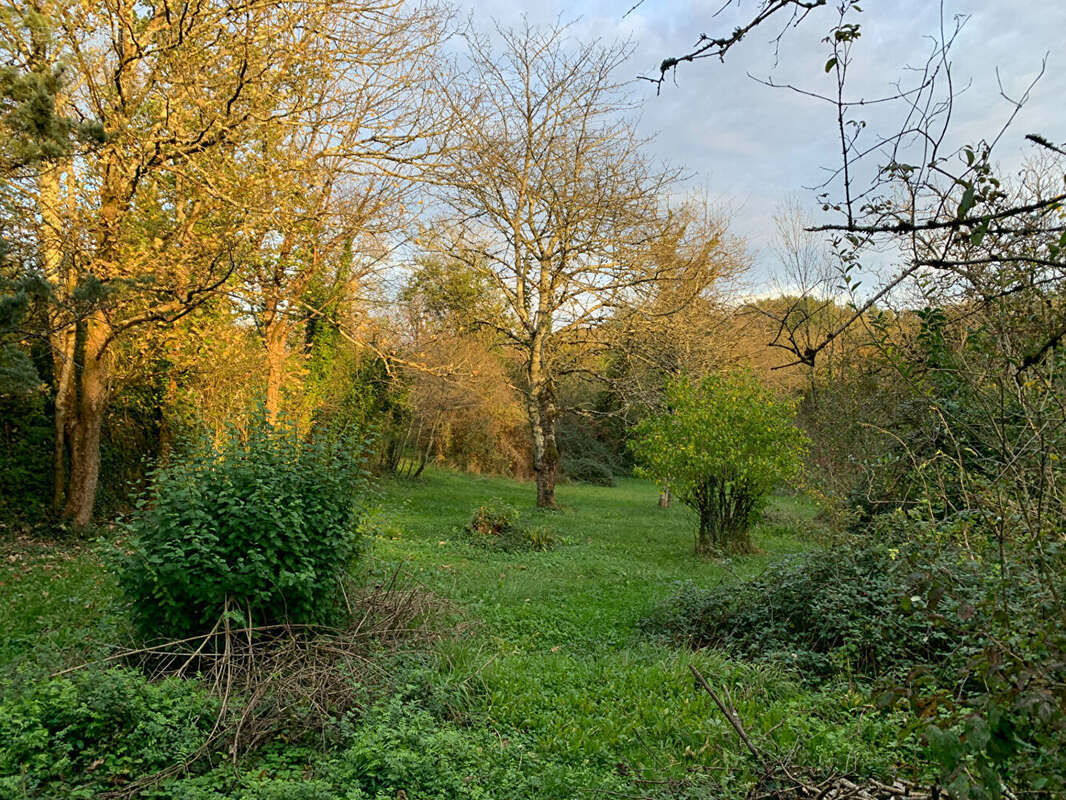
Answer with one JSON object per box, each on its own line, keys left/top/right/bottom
{"left": 0, "top": 469, "right": 925, "bottom": 799}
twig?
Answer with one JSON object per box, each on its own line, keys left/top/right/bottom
{"left": 689, "top": 664, "right": 763, "bottom": 763}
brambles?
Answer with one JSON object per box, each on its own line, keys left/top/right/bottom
{"left": 641, "top": 537, "right": 979, "bottom": 681}
{"left": 642, "top": 525, "right": 1066, "bottom": 796}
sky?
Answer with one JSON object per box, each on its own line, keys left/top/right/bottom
{"left": 454, "top": 0, "right": 1066, "bottom": 288}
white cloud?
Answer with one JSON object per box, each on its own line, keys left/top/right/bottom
{"left": 451, "top": 0, "right": 1066, "bottom": 286}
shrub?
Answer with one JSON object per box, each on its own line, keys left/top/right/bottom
{"left": 0, "top": 666, "right": 217, "bottom": 799}
{"left": 641, "top": 537, "right": 982, "bottom": 681}
{"left": 562, "top": 456, "right": 616, "bottom": 486}
{"left": 643, "top": 513, "right": 1066, "bottom": 798}
{"left": 118, "top": 418, "right": 368, "bottom": 640}
{"left": 630, "top": 372, "right": 808, "bottom": 554}
{"left": 465, "top": 500, "right": 556, "bottom": 552}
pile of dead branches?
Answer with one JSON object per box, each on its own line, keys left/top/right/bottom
{"left": 619, "top": 666, "right": 953, "bottom": 800}
{"left": 751, "top": 773, "right": 947, "bottom": 800}
{"left": 59, "top": 566, "right": 460, "bottom": 797}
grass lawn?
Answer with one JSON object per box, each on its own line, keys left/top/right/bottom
{"left": 362, "top": 470, "right": 913, "bottom": 794}
{"left": 0, "top": 469, "right": 916, "bottom": 799}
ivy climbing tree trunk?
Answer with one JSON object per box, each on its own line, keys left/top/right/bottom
{"left": 37, "top": 164, "right": 73, "bottom": 513}
{"left": 61, "top": 312, "right": 111, "bottom": 527}
{"left": 263, "top": 304, "right": 293, "bottom": 426}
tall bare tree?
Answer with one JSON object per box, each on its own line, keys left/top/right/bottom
{"left": 229, "top": 6, "right": 445, "bottom": 425}
{"left": 429, "top": 21, "right": 708, "bottom": 507}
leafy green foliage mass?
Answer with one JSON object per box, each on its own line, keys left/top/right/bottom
{"left": 642, "top": 520, "right": 1066, "bottom": 799}
{"left": 641, "top": 537, "right": 979, "bottom": 680}
{"left": 562, "top": 456, "right": 615, "bottom": 486}
{"left": 0, "top": 666, "right": 217, "bottom": 799}
{"left": 464, "top": 499, "right": 556, "bottom": 552}
{"left": 118, "top": 418, "right": 368, "bottom": 639}
{"left": 630, "top": 372, "right": 808, "bottom": 553}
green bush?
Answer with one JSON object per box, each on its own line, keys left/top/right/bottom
{"left": 465, "top": 500, "right": 556, "bottom": 552}
{"left": 630, "top": 372, "right": 808, "bottom": 554}
{"left": 0, "top": 666, "right": 217, "bottom": 799}
{"left": 0, "top": 399, "right": 52, "bottom": 525}
{"left": 562, "top": 456, "right": 615, "bottom": 486}
{"left": 118, "top": 418, "right": 368, "bottom": 639}
{"left": 642, "top": 521, "right": 1066, "bottom": 796}
{"left": 641, "top": 537, "right": 981, "bottom": 681}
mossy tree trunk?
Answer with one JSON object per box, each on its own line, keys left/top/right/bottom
{"left": 528, "top": 379, "right": 559, "bottom": 509}
{"left": 60, "top": 312, "right": 112, "bottom": 528}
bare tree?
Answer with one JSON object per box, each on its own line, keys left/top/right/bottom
{"left": 428, "top": 21, "right": 696, "bottom": 507}
{"left": 644, "top": 0, "right": 1065, "bottom": 371}
{"left": 229, "top": 6, "right": 443, "bottom": 426}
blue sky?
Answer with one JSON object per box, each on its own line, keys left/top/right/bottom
{"left": 455, "top": 0, "right": 1066, "bottom": 287}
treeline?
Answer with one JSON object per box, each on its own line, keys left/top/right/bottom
{"left": 0, "top": 6, "right": 757, "bottom": 525}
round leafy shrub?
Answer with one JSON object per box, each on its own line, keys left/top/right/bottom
{"left": 118, "top": 419, "right": 368, "bottom": 639}
{"left": 563, "top": 456, "right": 616, "bottom": 486}
{"left": 467, "top": 499, "right": 521, "bottom": 537}
{"left": 630, "top": 372, "right": 808, "bottom": 554}
{"left": 465, "top": 500, "right": 556, "bottom": 552}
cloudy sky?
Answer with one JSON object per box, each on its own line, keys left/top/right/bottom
{"left": 455, "top": 0, "right": 1066, "bottom": 286}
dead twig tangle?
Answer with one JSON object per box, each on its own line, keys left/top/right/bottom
{"left": 687, "top": 666, "right": 948, "bottom": 800}
{"left": 56, "top": 566, "right": 458, "bottom": 798}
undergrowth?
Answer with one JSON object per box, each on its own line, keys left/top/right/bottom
{"left": 1, "top": 469, "right": 926, "bottom": 799}
{"left": 640, "top": 538, "right": 983, "bottom": 681}
{"left": 463, "top": 499, "right": 557, "bottom": 552}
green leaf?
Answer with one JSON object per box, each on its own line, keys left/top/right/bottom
{"left": 956, "top": 186, "right": 976, "bottom": 221}
{"left": 824, "top": 57, "right": 838, "bottom": 73}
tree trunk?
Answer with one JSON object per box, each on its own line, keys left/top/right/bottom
{"left": 264, "top": 316, "right": 290, "bottom": 425}
{"left": 528, "top": 382, "right": 559, "bottom": 508}
{"left": 60, "top": 314, "right": 111, "bottom": 528}
{"left": 696, "top": 510, "right": 715, "bottom": 555}
{"left": 51, "top": 334, "right": 75, "bottom": 513}
{"left": 39, "top": 165, "right": 75, "bottom": 514}
{"left": 524, "top": 323, "right": 560, "bottom": 508}
{"left": 658, "top": 488, "right": 672, "bottom": 508}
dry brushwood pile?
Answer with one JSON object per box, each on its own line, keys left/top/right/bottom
{"left": 750, "top": 774, "right": 948, "bottom": 800}
{"left": 55, "top": 568, "right": 457, "bottom": 798}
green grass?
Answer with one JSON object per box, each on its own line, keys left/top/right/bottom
{"left": 360, "top": 470, "right": 915, "bottom": 793}
{"left": 369, "top": 471, "right": 807, "bottom": 652}
{"left": 0, "top": 534, "right": 127, "bottom": 673}
{"left": 0, "top": 470, "right": 919, "bottom": 798}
